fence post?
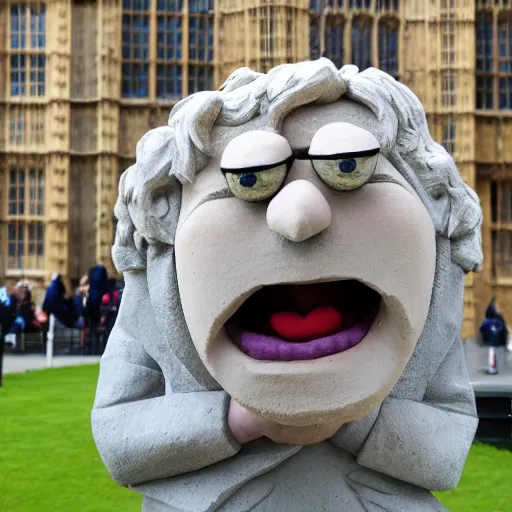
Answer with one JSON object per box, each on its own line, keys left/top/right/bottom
{"left": 46, "top": 314, "right": 55, "bottom": 368}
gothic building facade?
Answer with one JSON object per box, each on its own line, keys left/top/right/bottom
{"left": 0, "top": 0, "right": 510, "bottom": 336}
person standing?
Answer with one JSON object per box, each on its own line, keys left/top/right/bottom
{"left": 479, "top": 298, "right": 509, "bottom": 374}
{"left": 84, "top": 265, "right": 109, "bottom": 355}
{"left": 0, "top": 282, "right": 18, "bottom": 348}
{"left": 0, "top": 282, "right": 17, "bottom": 385}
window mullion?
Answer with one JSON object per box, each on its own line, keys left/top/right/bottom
{"left": 27, "top": 107, "right": 31, "bottom": 147}
{"left": 498, "top": 179, "right": 504, "bottom": 226}
{"left": 493, "top": 9, "right": 499, "bottom": 110}
{"left": 183, "top": 0, "right": 189, "bottom": 97}
{"left": 372, "top": 14, "right": 378, "bottom": 68}
{"left": 149, "top": 0, "right": 157, "bottom": 101}
{"left": 24, "top": 216, "right": 27, "bottom": 270}
{"left": 7, "top": 4, "right": 12, "bottom": 98}
{"left": 1, "top": 169, "right": 5, "bottom": 219}
{"left": 23, "top": 168, "right": 28, "bottom": 269}
{"left": 319, "top": 7, "right": 326, "bottom": 57}
{"left": 24, "top": 169, "right": 28, "bottom": 222}
{"left": 26, "top": 5, "right": 31, "bottom": 97}
{"left": 25, "top": 215, "right": 30, "bottom": 270}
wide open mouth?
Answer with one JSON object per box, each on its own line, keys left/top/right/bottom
{"left": 226, "top": 280, "right": 381, "bottom": 362}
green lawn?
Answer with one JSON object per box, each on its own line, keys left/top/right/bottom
{"left": 1, "top": 365, "right": 511, "bottom": 512}
{"left": 0, "top": 365, "right": 140, "bottom": 512}
{"left": 433, "top": 442, "right": 512, "bottom": 512}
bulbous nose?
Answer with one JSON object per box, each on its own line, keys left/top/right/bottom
{"left": 266, "top": 180, "right": 332, "bottom": 242}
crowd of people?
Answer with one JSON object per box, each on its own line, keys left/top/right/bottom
{"left": 0, "top": 280, "right": 45, "bottom": 349}
{"left": 3, "top": 270, "right": 509, "bottom": 368}
{"left": 0, "top": 264, "right": 123, "bottom": 356}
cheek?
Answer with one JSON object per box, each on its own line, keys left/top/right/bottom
{"left": 174, "top": 184, "right": 436, "bottom": 427}
{"left": 178, "top": 168, "right": 231, "bottom": 227}
{"left": 175, "top": 183, "right": 435, "bottom": 352}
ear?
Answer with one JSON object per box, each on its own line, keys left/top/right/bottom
{"left": 427, "top": 175, "right": 483, "bottom": 273}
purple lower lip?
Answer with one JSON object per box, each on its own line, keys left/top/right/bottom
{"left": 240, "top": 311, "right": 377, "bottom": 361}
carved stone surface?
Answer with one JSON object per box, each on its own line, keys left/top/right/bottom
{"left": 92, "top": 59, "right": 482, "bottom": 511}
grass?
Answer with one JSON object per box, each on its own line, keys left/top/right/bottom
{"left": 0, "top": 365, "right": 140, "bottom": 512}
{"left": 1, "top": 365, "right": 511, "bottom": 512}
{"left": 433, "top": 443, "right": 512, "bottom": 512}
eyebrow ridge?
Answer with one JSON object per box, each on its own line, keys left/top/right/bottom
{"left": 220, "top": 147, "right": 380, "bottom": 174}
{"left": 220, "top": 155, "right": 294, "bottom": 174}
{"left": 307, "top": 147, "right": 380, "bottom": 160}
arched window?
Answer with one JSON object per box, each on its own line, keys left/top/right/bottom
{"left": 352, "top": 16, "right": 372, "bottom": 71}
{"left": 476, "top": 11, "right": 512, "bottom": 110}
{"left": 442, "top": 116, "right": 456, "bottom": 156}
{"left": 122, "top": 0, "right": 151, "bottom": 98}
{"left": 188, "top": 0, "right": 214, "bottom": 94}
{"left": 309, "top": 1, "right": 322, "bottom": 60}
{"left": 310, "top": 20, "right": 321, "bottom": 60}
{"left": 349, "top": 0, "right": 371, "bottom": 8}
{"left": 476, "top": 12, "right": 493, "bottom": 109}
{"left": 260, "top": 6, "right": 275, "bottom": 72}
{"left": 376, "top": 0, "right": 398, "bottom": 10}
{"left": 324, "top": 16, "right": 345, "bottom": 69}
{"left": 122, "top": 0, "right": 213, "bottom": 99}
{"left": 378, "top": 18, "right": 398, "bottom": 78}
{"left": 498, "top": 17, "right": 512, "bottom": 109}
{"left": 5, "top": 168, "right": 45, "bottom": 270}
{"left": 9, "top": 2, "right": 46, "bottom": 97}
{"left": 156, "top": 1, "right": 183, "bottom": 99}
{"left": 491, "top": 179, "right": 512, "bottom": 279}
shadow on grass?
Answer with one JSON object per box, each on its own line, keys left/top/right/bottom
{"left": 476, "top": 439, "right": 512, "bottom": 451}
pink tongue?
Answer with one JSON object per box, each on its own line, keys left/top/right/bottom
{"left": 270, "top": 306, "right": 344, "bottom": 342}
{"left": 240, "top": 313, "right": 376, "bottom": 361}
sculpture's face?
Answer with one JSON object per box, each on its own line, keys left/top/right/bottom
{"left": 175, "top": 100, "right": 436, "bottom": 427}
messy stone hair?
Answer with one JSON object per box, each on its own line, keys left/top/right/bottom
{"left": 113, "top": 58, "right": 482, "bottom": 273}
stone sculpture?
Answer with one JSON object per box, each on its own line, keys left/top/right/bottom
{"left": 92, "top": 59, "right": 483, "bottom": 511}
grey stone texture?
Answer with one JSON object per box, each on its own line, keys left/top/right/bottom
{"left": 92, "top": 60, "right": 481, "bottom": 511}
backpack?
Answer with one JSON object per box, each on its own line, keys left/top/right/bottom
{"left": 479, "top": 318, "right": 506, "bottom": 347}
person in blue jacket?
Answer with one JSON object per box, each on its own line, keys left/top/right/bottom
{"left": 479, "top": 298, "right": 508, "bottom": 374}
{"left": 0, "top": 282, "right": 17, "bottom": 347}
{"left": 42, "top": 274, "right": 77, "bottom": 329}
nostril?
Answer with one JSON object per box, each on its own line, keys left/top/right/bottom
{"left": 266, "top": 180, "right": 332, "bottom": 242}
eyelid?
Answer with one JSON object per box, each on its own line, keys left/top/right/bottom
{"left": 220, "top": 156, "right": 294, "bottom": 174}
{"left": 220, "top": 146, "right": 380, "bottom": 175}
{"left": 307, "top": 148, "right": 380, "bottom": 160}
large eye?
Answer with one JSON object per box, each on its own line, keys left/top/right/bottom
{"left": 308, "top": 122, "right": 381, "bottom": 191}
{"left": 221, "top": 130, "right": 292, "bottom": 202}
{"left": 311, "top": 154, "right": 379, "bottom": 191}
{"left": 225, "top": 165, "right": 288, "bottom": 202}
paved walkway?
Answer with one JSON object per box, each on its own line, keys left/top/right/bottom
{"left": 3, "top": 339, "right": 512, "bottom": 391}
{"left": 2, "top": 354, "right": 102, "bottom": 374}
{"left": 465, "top": 338, "right": 512, "bottom": 393}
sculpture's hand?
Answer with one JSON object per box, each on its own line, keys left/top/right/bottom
{"left": 228, "top": 399, "right": 342, "bottom": 445}
{"left": 227, "top": 398, "right": 273, "bottom": 444}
